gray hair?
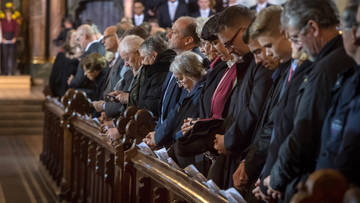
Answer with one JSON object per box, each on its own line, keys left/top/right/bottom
{"left": 342, "top": 0, "right": 360, "bottom": 30}
{"left": 119, "top": 35, "right": 144, "bottom": 54}
{"left": 77, "top": 24, "right": 96, "bottom": 37}
{"left": 196, "top": 17, "right": 209, "bottom": 40}
{"left": 281, "top": 0, "right": 339, "bottom": 30}
{"left": 170, "top": 51, "right": 206, "bottom": 81}
{"left": 139, "top": 36, "right": 168, "bottom": 55}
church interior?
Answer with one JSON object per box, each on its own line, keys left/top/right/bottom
{"left": 0, "top": 0, "right": 356, "bottom": 202}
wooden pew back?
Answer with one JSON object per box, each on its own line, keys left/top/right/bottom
{"left": 41, "top": 90, "right": 228, "bottom": 203}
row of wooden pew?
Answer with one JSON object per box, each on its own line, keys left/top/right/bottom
{"left": 40, "top": 89, "right": 229, "bottom": 203}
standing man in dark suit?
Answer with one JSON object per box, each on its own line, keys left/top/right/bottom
{"left": 182, "top": 0, "right": 199, "bottom": 15}
{"left": 191, "top": 0, "right": 215, "bottom": 18}
{"left": 263, "top": 0, "right": 356, "bottom": 202}
{"left": 157, "top": 0, "right": 189, "bottom": 28}
{"left": 212, "top": 5, "right": 273, "bottom": 190}
{"left": 250, "top": 0, "right": 273, "bottom": 14}
{"left": 92, "top": 25, "right": 124, "bottom": 113}
{"left": 132, "top": 1, "right": 149, "bottom": 26}
{"left": 68, "top": 24, "right": 106, "bottom": 90}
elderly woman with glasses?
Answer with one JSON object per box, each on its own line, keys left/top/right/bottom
{"left": 143, "top": 51, "right": 206, "bottom": 151}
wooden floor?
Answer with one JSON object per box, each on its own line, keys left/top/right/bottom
{"left": 0, "top": 86, "right": 56, "bottom": 203}
{"left": 0, "top": 85, "right": 44, "bottom": 101}
{"left": 0, "top": 136, "right": 57, "bottom": 203}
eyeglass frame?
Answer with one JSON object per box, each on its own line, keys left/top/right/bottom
{"left": 287, "top": 21, "right": 311, "bottom": 44}
{"left": 173, "top": 75, "right": 185, "bottom": 86}
{"left": 223, "top": 26, "right": 247, "bottom": 48}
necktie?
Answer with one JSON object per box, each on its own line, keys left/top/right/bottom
{"left": 287, "top": 65, "right": 294, "bottom": 86}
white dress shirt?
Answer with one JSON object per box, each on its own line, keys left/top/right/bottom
{"left": 199, "top": 8, "right": 211, "bottom": 18}
{"left": 134, "top": 14, "right": 145, "bottom": 26}
{"left": 256, "top": 2, "right": 268, "bottom": 13}
{"left": 168, "top": 0, "right": 179, "bottom": 22}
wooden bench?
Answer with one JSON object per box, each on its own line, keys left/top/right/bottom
{"left": 291, "top": 169, "right": 348, "bottom": 203}
{"left": 41, "top": 89, "right": 228, "bottom": 203}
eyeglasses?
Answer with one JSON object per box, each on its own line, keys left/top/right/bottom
{"left": 288, "top": 23, "right": 310, "bottom": 44}
{"left": 223, "top": 27, "right": 246, "bottom": 48}
{"left": 174, "top": 75, "right": 184, "bottom": 86}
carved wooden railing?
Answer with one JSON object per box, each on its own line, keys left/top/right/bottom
{"left": 41, "top": 89, "right": 228, "bottom": 203}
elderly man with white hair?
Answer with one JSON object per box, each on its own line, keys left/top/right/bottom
{"left": 105, "top": 35, "right": 144, "bottom": 140}
{"left": 108, "top": 35, "right": 144, "bottom": 105}
{"left": 68, "top": 24, "right": 106, "bottom": 90}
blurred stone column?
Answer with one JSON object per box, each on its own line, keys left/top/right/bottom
{"left": 28, "top": 0, "right": 47, "bottom": 64}
{"left": 335, "top": 0, "right": 346, "bottom": 15}
{"left": 49, "top": 0, "right": 66, "bottom": 61}
{"left": 123, "top": 0, "right": 133, "bottom": 19}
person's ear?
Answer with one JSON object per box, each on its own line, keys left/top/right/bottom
{"left": 280, "top": 29, "right": 287, "bottom": 39}
{"left": 185, "top": 36, "right": 194, "bottom": 46}
{"left": 153, "top": 51, "right": 158, "bottom": 59}
{"left": 307, "top": 20, "right": 319, "bottom": 37}
{"left": 352, "top": 27, "right": 360, "bottom": 46}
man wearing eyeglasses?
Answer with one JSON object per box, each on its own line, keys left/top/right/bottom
{"left": 263, "top": 0, "right": 356, "bottom": 202}
{"left": 209, "top": 5, "right": 273, "bottom": 190}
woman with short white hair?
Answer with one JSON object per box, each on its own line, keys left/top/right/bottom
{"left": 144, "top": 51, "right": 207, "bottom": 158}
{"left": 170, "top": 51, "right": 207, "bottom": 92}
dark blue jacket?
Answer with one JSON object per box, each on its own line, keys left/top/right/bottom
{"left": 335, "top": 90, "right": 360, "bottom": 186}
{"left": 316, "top": 66, "right": 360, "bottom": 187}
{"left": 270, "top": 35, "right": 356, "bottom": 202}
{"left": 316, "top": 67, "right": 358, "bottom": 169}
{"left": 155, "top": 81, "right": 203, "bottom": 146}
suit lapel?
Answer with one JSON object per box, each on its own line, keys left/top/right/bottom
{"left": 163, "top": 77, "right": 176, "bottom": 116}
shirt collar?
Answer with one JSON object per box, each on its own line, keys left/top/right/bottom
{"left": 85, "top": 39, "right": 98, "bottom": 52}
{"left": 134, "top": 14, "right": 144, "bottom": 19}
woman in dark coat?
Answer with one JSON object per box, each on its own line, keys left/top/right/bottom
{"left": 143, "top": 51, "right": 207, "bottom": 150}
{"left": 81, "top": 53, "right": 109, "bottom": 101}
{"left": 49, "top": 29, "right": 79, "bottom": 97}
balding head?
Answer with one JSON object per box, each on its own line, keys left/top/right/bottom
{"left": 76, "top": 24, "right": 97, "bottom": 50}
{"left": 102, "top": 25, "right": 118, "bottom": 52}
{"left": 167, "top": 16, "right": 200, "bottom": 54}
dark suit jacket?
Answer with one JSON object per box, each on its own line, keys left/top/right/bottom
{"left": 334, "top": 87, "right": 360, "bottom": 186}
{"left": 191, "top": 9, "right": 215, "bottom": 18}
{"left": 83, "top": 68, "right": 109, "bottom": 101}
{"left": 199, "top": 58, "right": 227, "bottom": 118}
{"left": 244, "top": 60, "right": 290, "bottom": 182}
{"left": 104, "top": 67, "right": 134, "bottom": 119}
{"left": 208, "top": 53, "right": 273, "bottom": 189}
{"left": 49, "top": 52, "right": 78, "bottom": 97}
{"left": 103, "top": 56, "right": 124, "bottom": 97}
{"left": 135, "top": 49, "right": 174, "bottom": 117}
{"left": 214, "top": 0, "right": 225, "bottom": 13}
{"left": 270, "top": 35, "right": 356, "bottom": 202}
{"left": 155, "top": 81, "right": 204, "bottom": 146}
{"left": 157, "top": 1, "right": 189, "bottom": 28}
{"left": 181, "top": 0, "right": 199, "bottom": 14}
{"left": 69, "top": 41, "right": 106, "bottom": 90}
{"left": 223, "top": 53, "right": 273, "bottom": 156}
{"left": 158, "top": 72, "right": 187, "bottom": 123}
